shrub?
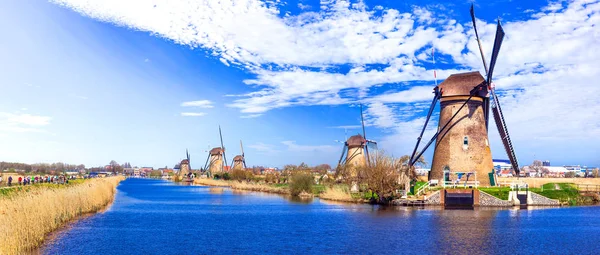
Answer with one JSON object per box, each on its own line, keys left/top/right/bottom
{"left": 231, "top": 169, "right": 246, "bottom": 181}
{"left": 289, "top": 172, "right": 314, "bottom": 196}
{"left": 222, "top": 173, "right": 230, "bottom": 180}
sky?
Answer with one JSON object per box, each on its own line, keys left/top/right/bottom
{"left": 0, "top": 0, "right": 598, "bottom": 169}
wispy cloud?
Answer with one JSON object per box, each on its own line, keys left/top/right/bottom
{"left": 240, "top": 114, "right": 262, "bottom": 119}
{"left": 180, "top": 112, "right": 206, "bottom": 117}
{"left": 180, "top": 100, "right": 214, "bottom": 108}
{"left": 281, "top": 140, "right": 337, "bottom": 153}
{"left": 0, "top": 112, "right": 52, "bottom": 134}
{"left": 50, "top": 0, "right": 600, "bottom": 163}
{"left": 69, "top": 94, "right": 88, "bottom": 100}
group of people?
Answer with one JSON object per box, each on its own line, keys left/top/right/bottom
{"left": 0, "top": 174, "right": 70, "bottom": 187}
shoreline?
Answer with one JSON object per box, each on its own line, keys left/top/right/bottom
{"left": 0, "top": 176, "right": 125, "bottom": 254}
{"left": 192, "top": 178, "right": 367, "bottom": 204}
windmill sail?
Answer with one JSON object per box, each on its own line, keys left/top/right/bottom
{"left": 491, "top": 93, "right": 520, "bottom": 174}
{"left": 470, "top": 4, "right": 520, "bottom": 174}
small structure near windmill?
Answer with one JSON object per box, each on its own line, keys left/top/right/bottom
{"left": 408, "top": 5, "right": 520, "bottom": 187}
{"left": 336, "top": 105, "right": 377, "bottom": 192}
{"left": 231, "top": 140, "right": 247, "bottom": 171}
{"left": 203, "top": 126, "right": 228, "bottom": 177}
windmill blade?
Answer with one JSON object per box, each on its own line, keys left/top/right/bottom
{"left": 366, "top": 140, "right": 378, "bottom": 151}
{"left": 360, "top": 104, "right": 370, "bottom": 166}
{"left": 471, "top": 4, "right": 492, "bottom": 130}
{"left": 219, "top": 126, "right": 227, "bottom": 170}
{"left": 186, "top": 149, "right": 191, "bottom": 170}
{"left": 240, "top": 140, "right": 244, "bottom": 158}
{"left": 203, "top": 153, "right": 211, "bottom": 176}
{"left": 487, "top": 20, "right": 505, "bottom": 85}
{"left": 409, "top": 87, "right": 440, "bottom": 165}
{"left": 470, "top": 4, "right": 489, "bottom": 74}
{"left": 491, "top": 92, "right": 520, "bottom": 174}
{"left": 337, "top": 144, "right": 348, "bottom": 167}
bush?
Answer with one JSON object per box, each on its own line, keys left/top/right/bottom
{"left": 231, "top": 169, "right": 246, "bottom": 181}
{"left": 265, "top": 174, "right": 275, "bottom": 183}
{"left": 289, "top": 172, "right": 314, "bottom": 196}
{"left": 565, "top": 172, "right": 576, "bottom": 178}
{"left": 222, "top": 173, "right": 230, "bottom": 180}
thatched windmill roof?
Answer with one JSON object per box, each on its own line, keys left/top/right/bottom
{"left": 209, "top": 147, "right": 224, "bottom": 155}
{"left": 346, "top": 134, "right": 366, "bottom": 147}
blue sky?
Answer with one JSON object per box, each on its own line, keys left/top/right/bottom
{"left": 1, "top": 0, "right": 598, "bottom": 169}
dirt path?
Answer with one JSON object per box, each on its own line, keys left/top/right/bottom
{"left": 554, "top": 184, "right": 561, "bottom": 190}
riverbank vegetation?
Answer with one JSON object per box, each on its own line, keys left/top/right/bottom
{"left": 193, "top": 152, "right": 424, "bottom": 204}
{"left": 0, "top": 176, "right": 124, "bottom": 254}
{"left": 479, "top": 183, "right": 599, "bottom": 205}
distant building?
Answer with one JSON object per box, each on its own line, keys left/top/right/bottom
{"left": 493, "top": 159, "right": 512, "bottom": 171}
{"left": 542, "top": 160, "right": 551, "bottom": 167}
{"left": 415, "top": 168, "right": 430, "bottom": 176}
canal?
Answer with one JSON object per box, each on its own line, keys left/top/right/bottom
{"left": 43, "top": 178, "right": 600, "bottom": 254}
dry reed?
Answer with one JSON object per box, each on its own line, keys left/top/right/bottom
{"left": 193, "top": 178, "right": 289, "bottom": 194}
{"left": 0, "top": 176, "right": 124, "bottom": 254}
{"left": 319, "top": 186, "right": 363, "bottom": 203}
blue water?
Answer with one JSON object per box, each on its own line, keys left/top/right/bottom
{"left": 43, "top": 178, "right": 600, "bottom": 254}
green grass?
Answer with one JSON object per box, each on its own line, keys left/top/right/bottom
{"left": 312, "top": 184, "right": 326, "bottom": 195}
{"left": 479, "top": 187, "right": 511, "bottom": 200}
{"left": 0, "top": 178, "right": 91, "bottom": 198}
{"left": 530, "top": 183, "right": 581, "bottom": 204}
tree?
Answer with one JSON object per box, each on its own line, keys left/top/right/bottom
{"left": 289, "top": 172, "right": 314, "bottom": 196}
{"left": 313, "top": 164, "right": 331, "bottom": 175}
{"left": 109, "top": 160, "right": 123, "bottom": 174}
{"left": 592, "top": 169, "right": 599, "bottom": 178}
{"left": 530, "top": 160, "right": 547, "bottom": 177}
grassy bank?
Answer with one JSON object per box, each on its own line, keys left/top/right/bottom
{"left": 193, "top": 178, "right": 366, "bottom": 203}
{"left": 0, "top": 176, "right": 124, "bottom": 254}
{"left": 194, "top": 178, "right": 289, "bottom": 194}
{"left": 478, "top": 183, "right": 598, "bottom": 205}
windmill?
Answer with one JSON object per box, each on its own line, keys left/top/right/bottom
{"left": 408, "top": 4, "right": 520, "bottom": 186}
{"left": 203, "top": 126, "right": 228, "bottom": 177}
{"left": 336, "top": 104, "right": 378, "bottom": 170}
{"left": 179, "top": 149, "right": 191, "bottom": 178}
{"left": 232, "top": 140, "right": 247, "bottom": 170}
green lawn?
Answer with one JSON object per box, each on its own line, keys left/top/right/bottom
{"left": 479, "top": 187, "right": 511, "bottom": 200}
{"left": 530, "top": 183, "right": 581, "bottom": 204}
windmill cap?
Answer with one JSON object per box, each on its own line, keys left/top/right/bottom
{"left": 180, "top": 159, "right": 189, "bottom": 164}
{"left": 233, "top": 155, "right": 244, "bottom": 161}
{"left": 439, "top": 71, "right": 488, "bottom": 98}
{"left": 346, "top": 134, "right": 366, "bottom": 147}
{"left": 210, "top": 147, "right": 224, "bottom": 155}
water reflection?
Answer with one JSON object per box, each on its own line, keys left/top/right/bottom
{"left": 42, "top": 179, "right": 600, "bottom": 255}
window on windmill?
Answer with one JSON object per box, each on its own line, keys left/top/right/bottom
{"left": 463, "top": 136, "right": 469, "bottom": 148}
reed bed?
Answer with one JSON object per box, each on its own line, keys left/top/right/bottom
{"left": 319, "top": 186, "right": 363, "bottom": 203}
{"left": 193, "top": 178, "right": 289, "bottom": 194}
{"left": 0, "top": 176, "right": 124, "bottom": 254}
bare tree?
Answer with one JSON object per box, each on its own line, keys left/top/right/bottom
{"left": 530, "top": 160, "right": 548, "bottom": 177}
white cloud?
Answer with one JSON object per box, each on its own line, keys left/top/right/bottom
{"left": 180, "top": 100, "right": 214, "bottom": 108}
{"left": 180, "top": 112, "right": 206, "bottom": 117}
{"left": 51, "top": 0, "right": 600, "bottom": 164}
{"left": 240, "top": 114, "right": 262, "bottom": 118}
{"left": 281, "top": 140, "right": 337, "bottom": 153}
{"left": 0, "top": 112, "right": 52, "bottom": 134}
{"left": 70, "top": 94, "right": 88, "bottom": 100}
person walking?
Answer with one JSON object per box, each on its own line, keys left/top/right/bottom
{"left": 18, "top": 176, "right": 22, "bottom": 185}
{"left": 8, "top": 176, "right": 12, "bottom": 186}
{"left": 0, "top": 175, "right": 3, "bottom": 186}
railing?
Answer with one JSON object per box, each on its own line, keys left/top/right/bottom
{"left": 577, "top": 184, "right": 600, "bottom": 193}
{"left": 415, "top": 181, "right": 431, "bottom": 197}
{"left": 443, "top": 180, "right": 479, "bottom": 189}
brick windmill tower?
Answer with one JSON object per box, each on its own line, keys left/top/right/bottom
{"left": 179, "top": 149, "right": 191, "bottom": 177}
{"left": 337, "top": 105, "right": 377, "bottom": 191}
{"left": 203, "top": 126, "right": 228, "bottom": 177}
{"left": 408, "top": 5, "right": 520, "bottom": 186}
{"left": 231, "top": 140, "right": 247, "bottom": 171}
